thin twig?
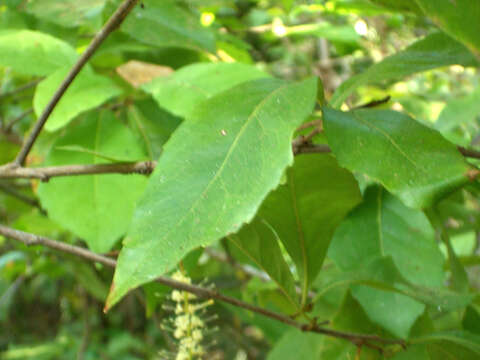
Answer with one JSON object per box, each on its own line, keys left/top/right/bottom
{"left": 13, "top": 0, "right": 140, "bottom": 166}
{"left": 0, "top": 161, "right": 156, "bottom": 181}
{"left": 0, "top": 224, "right": 405, "bottom": 349}
{"left": 351, "top": 96, "right": 391, "bottom": 110}
{"left": 458, "top": 146, "right": 480, "bottom": 160}
{"left": 296, "top": 119, "right": 322, "bottom": 132}
{"left": 0, "top": 79, "right": 42, "bottom": 101}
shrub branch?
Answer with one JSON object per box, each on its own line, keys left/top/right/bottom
{"left": 0, "top": 224, "right": 406, "bottom": 350}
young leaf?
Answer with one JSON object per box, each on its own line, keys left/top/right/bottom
{"left": 323, "top": 108, "right": 473, "bottom": 209}
{"left": 38, "top": 111, "right": 148, "bottom": 253}
{"left": 118, "top": 0, "right": 215, "bottom": 53}
{"left": 0, "top": 30, "right": 77, "bottom": 76}
{"left": 330, "top": 32, "right": 479, "bottom": 107}
{"left": 228, "top": 218, "right": 299, "bottom": 311}
{"left": 142, "top": 62, "right": 270, "bottom": 119}
{"left": 415, "top": 0, "right": 480, "bottom": 59}
{"left": 329, "top": 186, "right": 445, "bottom": 287}
{"left": 105, "top": 77, "right": 317, "bottom": 310}
{"left": 34, "top": 66, "right": 121, "bottom": 132}
{"left": 255, "top": 154, "right": 361, "bottom": 305}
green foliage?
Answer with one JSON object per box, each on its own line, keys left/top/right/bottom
{"left": 1, "top": 0, "right": 480, "bottom": 358}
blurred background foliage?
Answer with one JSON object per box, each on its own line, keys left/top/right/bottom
{"left": 1, "top": 0, "right": 479, "bottom": 359}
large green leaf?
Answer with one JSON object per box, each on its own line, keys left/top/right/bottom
{"left": 330, "top": 32, "right": 479, "bottom": 107}
{"left": 26, "top": 0, "right": 106, "bottom": 28}
{"left": 105, "top": 78, "right": 317, "bottom": 309}
{"left": 329, "top": 187, "right": 445, "bottom": 287}
{"left": 254, "top": 154, "right": 361, "bottom": 305}
{"left": 119, "top": 0, "right": 215, "bottom": 53}
{"left": 34, "top": 66, "right": 121, "bottom": 132}
{"left": 415, "top": 0, "right": 480, "bottom": 59}
{"left": 142, "top": 62, "right": 270, "bottom": 119}
{"left": 38, "top": 111, "right": 148, "bottom": 253}
{"left": 228, "top": 218, "right": 299, "bottom": 311}
{"left": 323, "top": 108, "right": 472, "bottom": 208}
{"left": 0, "top": 30, "right": 77, "bottom": 76}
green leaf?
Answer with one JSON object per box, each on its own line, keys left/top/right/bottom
{"left": 105, "top": 77, "right": 317, "bottom": 310}
{"left": 351, "top": 285, "right": 425, "bottom": 338}
{"left": 413, "top": 331, "right": 480, "bottom": 357}
{"left": 38, "top": 111, "right": 148, "bottom": 253}
{"left": 318, "top": 291, "right": 383, "bottom": 360}
{"left": 26, "top": 0, "right": 106, "bottom": 28}
{"left": 142, "top": 62, "right": 270, "bottom": 119}
{"left": 315, "top": 257, "right": 472, "bottom": 313}
{"left": 415, "top": 0, "right": 480, "bottom": 59}
{"left": 127, "top": 99, "right": 182, "bottom": 160}
{"left": 266, "top": 329, "right": 323, "bottom": 360}
{"left": 0, "top": 30, "right": 77, "bottom": 76}
{"left": 330, "top": 32, "right": 479, "bottom": 107}
{"left": 323, "top": 108, "right": 472, "bottom": 208}
{"left": 228, "top": 218, "right": 299, "bottom": 311}
{"left": 255, "top": 154, "right": 361, "bottom": 305}
{"left": 34, "top": 66, "right": 121, "bottom": 132}
{"left": 119, "top": 0, "right": 215, "bottom": 53}
{"left": 329, "top": 187, "right": 445, "bottom": 287}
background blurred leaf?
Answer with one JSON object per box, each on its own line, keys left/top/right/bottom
{"left": 330, "top": 32, "right": 479, "bottom": 107}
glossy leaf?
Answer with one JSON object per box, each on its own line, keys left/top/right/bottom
{"left": 105, "top": 78, "right": 317, "bottom": 309}
{"left": 34, "top": 66, "right": 121, "bottom": 132}
{"left": 228, "top": 218, "right": 299, "bottom": 311}
{"left": 26, "top": 0, "right": 106, "bottom": 28}
{"left": 0, "top": 30, "right": 77, "bottom": 76}
{"left": 369, "top": 0, "right": 422, "bottom": 13}
{"left": 329, "top": 186, "right": 445, "bottom": 287}
{"left": 142, "top": 62, "right": 270, "bottom": 119}
{"left": 412, "top": 331, "right": 480, "bottom": 358}
{"left": 323, "top": 108, "right": 472, "bottom": 208}
{"left": 330, "top": 32, "right": 479, "bottom": 107}
{"left": 415, "top": 0, "right": 480, "bottom": 58}
{"left": 38, "top": 111, "right": 148, "bottom": 253}
{"left": 255, "top": 154, "right": 361, "bottom": 304}
{"left": 119, "top": 0, "right": 215, "bottom": 53}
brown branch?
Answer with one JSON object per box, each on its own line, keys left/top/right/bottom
{"left": 0, "top": 224, "right": 405, "bottom": 349}
{"left": 13, "top": 0, "right": 140, "bottom": 166}
{"left": 458, "top": 146, "right": 480, "bottom": 160}
{"left": 351, "top": 96, "right": 391, "bottom": 110}
{"left": 0, "top": 161, "right": 156, "bottom": 181}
